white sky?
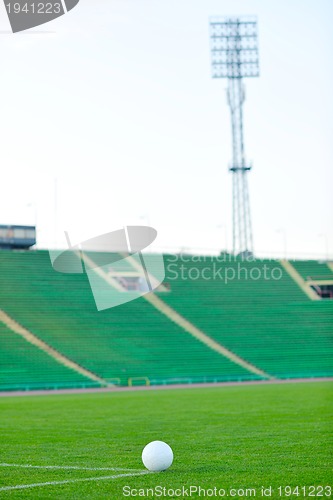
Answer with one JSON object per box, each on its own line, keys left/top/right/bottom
{"left": 0, "top": 0, "right": 332, "bottom": 258}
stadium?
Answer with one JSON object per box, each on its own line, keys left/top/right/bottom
{"left": 0, "top": 0, "right": 332, "bottom": 498}
{"left": 1, "top": 246, "right": 333, "bottom": 391}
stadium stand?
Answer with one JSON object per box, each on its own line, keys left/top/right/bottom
{"left": 0, "top": 322, "right": 90, "bottom": 391}
{"left": 0, "top": 250, "right": 255, "bottom": 390}
{"left": 292, "top": 260, "right": 333, "bottom": 280}
{"left": 0, "top": 250, "right": 332, "bottom": 391}
{"left": 161, "top": 255, "right": 333, "bottom": 378}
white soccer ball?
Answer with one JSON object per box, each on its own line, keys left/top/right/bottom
{"left": 142, "top": 440, "right": 173, "bottom": 472}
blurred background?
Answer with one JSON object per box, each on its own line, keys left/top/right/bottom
{"left": 0, "top": 0, "right": 332, "bottom": 258}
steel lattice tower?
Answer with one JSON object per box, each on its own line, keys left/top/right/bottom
{"left": 210, "top": 16, "right": 259, "bottom": 255}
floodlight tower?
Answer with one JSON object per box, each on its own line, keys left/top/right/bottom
{"left": 210, "top": 16, "right": 259, "bottom": 255}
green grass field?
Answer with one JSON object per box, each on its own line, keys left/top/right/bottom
{"left": 0, "top": 382, "right": 332, "bottom": 499}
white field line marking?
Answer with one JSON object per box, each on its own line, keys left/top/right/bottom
{"left": 0, "top": 463, "right": 143, "bottom": 472}
{"left": 0, "top": 471, "right": 150, "bottom": 492}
